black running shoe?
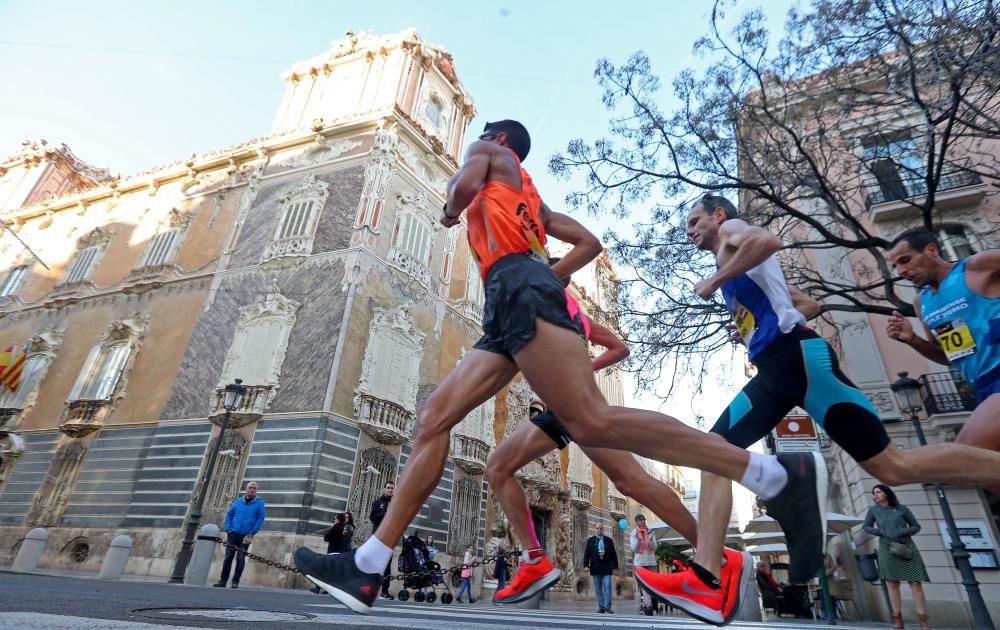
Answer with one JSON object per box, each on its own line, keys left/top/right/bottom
{"left": 761, "top": 451, "right": 828, "bottom": 584}
{"left": 294, "top": 548, "right": 382, "bottom": 614}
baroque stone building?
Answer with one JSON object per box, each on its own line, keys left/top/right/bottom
{"left": 0, "top": 29, "right": 648, "bottom": 599}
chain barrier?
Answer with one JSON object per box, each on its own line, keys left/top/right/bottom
{"left": 206, "top": 536, "right": 513, "bottom": 583}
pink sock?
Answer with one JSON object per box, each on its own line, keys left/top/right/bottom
{"left": 525, "top": 509, "right": 541, "bottom": 549}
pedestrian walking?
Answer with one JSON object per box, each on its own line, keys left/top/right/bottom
{"left": 213, "top": 481, "right": 265, "bottom": 589}
{"left": 455, "top": 544, "right": 477, "bottom": 604}
{"left": 864, "top": 485, "right": 931, "bottom": 629}
{"left": 369, "top": 481, "right": 395, "bottom": 599}
{"left": 629, "top": 513, "right": 657, "bottom": 615}
{"left": 582, "top": 521, "right": 618, "bottom": 613}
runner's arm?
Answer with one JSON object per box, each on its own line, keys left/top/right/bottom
{"left": 539, "top": 203, "right": 603, "bottom": 281}
{"left": 788, "top": 288, "right": 820, "bottom": 320}
{"left": 587, "top": 319, "right": 630, "bottom": 371}
{"left": 964, "top": 249, "right": 1000, "bottom": 287}
{"left": 694, "top": 219, "right": 781, "bottom": 299}
{"left": 891, "top": 296, "right": 949, "bottom": 365}
{"left": 444, "top": 141, "right": 492, "bottom": 222}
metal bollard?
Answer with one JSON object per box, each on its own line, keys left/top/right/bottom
{"left": 11, "top": 528, "right": 48, "bottom": 573}
{"left": 98, "top": 534, "right": 133, "bottom": 580}
{"left": 184, "top": 523, "right": 220, "bottom": 586}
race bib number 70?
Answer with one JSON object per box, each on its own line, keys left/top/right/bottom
{"left": 933, "top": 318, "right": 977, "bottom": 361}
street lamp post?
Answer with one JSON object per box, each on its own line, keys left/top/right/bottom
{"left": 890, "top": 372, "right": 994, "bottom": 629}
{"left": 168, "top": 378, "right": 246, "bottom": 584}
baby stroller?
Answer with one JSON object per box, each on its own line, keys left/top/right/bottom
{"left": 396, "top": 532, "right": 453, "bottom": 604}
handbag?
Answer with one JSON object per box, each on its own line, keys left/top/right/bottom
{"left": 889, "top": 541, "right": 913, "bottom": 560}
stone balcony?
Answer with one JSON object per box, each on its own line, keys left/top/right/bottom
{"left": 121, "top": 263, "right": 179, "bottom": 294}
{"left": 208, "top": 384, "right": 272, "bottom": 428}
{"left": 570, "top": 482, "right": 593, "bottom": 509}
{"left": 59, "top": 399, "right": 112, "bottom": 437}
{"left": 0, "top": 408, "right": 20, "bottom": 435}
{"left": 387, "top": 248, "right": 432, "bottom": 287}
{"left": 260, "top": 236, "right": 315, "bottom": 264}
{"left": 463, "top": 300, "right": 484, "bottom": 323}
{"left": 451, "top": 434, "right": 490, "bottom": 474}
{"left": 607, "top": 494, "right": 627, "bottom": 517}
{"left": 354, "top": 393, "right": 414, "bottom": 444}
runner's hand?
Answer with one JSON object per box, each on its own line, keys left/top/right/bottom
{"left": 694, "top": 278, "right": 717, "bottom": 300}
{"left": 440, "top": 204, "right": 461, "bottom": 228}
{"left": 725, "top": 323, "right": 744, "bottom": 345}
{"left": 886, "top": 310, "right": 914, "bottom": 343}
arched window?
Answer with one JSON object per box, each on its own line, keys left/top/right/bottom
{"left": 219, "top": 292, "right": 300, "bottom": 388}
{"left": 425, "top": 96, "right": 444, "bottom": 128}
{"left": 448, "top": 477, "right": 482, "bottom": 554}
{"left": 262, "top": 174, "right": 330, "bottom": 262}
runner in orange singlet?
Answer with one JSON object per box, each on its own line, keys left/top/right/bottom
{"left": 294, "top": 120, "right": 825, "bottom": 625}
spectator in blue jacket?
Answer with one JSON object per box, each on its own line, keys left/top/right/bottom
{"left": 214, "top": 481, "right": 265, "bottom": 589}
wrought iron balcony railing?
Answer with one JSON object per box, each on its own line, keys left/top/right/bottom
{"left": 866, "top": 169, "right": 982, "bottom": 208}
{"left": 919, "top": 371, "right": 978, "bottom": 416}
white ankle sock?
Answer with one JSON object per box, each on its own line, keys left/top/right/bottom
{"left": 739, "top": 452, "right": 788, "bottom": 500}
{"left": 355, "top": 537, "right": 393, "bottom": 574}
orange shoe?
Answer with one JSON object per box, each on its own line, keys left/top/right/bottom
{"left": 719, "top": 548, "right": 752, "bottom": 624}
{"left": 635, "top": 565, "right": 724, "bottom": 626}
{"left": 493, "top": 552, "right": 561, "bottom": 604}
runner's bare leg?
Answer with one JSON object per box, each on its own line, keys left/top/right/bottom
{"left": 374, "top": 350, "right": 519, "bottom": 548}
{"left": 692, "top": 472, "right": 733, "bottom": 575}
{"left": 485, "top": 424, "right": 555, "bottom": 550}
{"left": 584, "top": 446, "right": 699, "bottom": 545}
{"left": 513, "top": 320, "right": 752, "bottom": 479}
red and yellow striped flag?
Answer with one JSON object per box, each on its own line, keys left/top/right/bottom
{"left": 0, "top": 344, "right": 26, "bottom": 392}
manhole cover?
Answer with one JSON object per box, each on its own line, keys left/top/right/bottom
{"left": 134, "top": 607, "right": 315, "bottom": 622}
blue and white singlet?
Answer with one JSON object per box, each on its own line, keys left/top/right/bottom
{"left": 720, "top": 255, "right": 806, "bottom": 360}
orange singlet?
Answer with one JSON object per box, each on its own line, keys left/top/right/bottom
{"left": 465, "top": 154, "right": 547, "bottom": 280}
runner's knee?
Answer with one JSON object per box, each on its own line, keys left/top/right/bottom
{"left": 485, "top": 451, "right": 515, "bottom": 484}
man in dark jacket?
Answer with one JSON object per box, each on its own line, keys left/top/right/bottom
{"left": 369, "top": 482, "right": 394, "bottom": 598}
{"left": 214, "top": 481, "right": 265, "bottom": 589}
{"left": 582, "top": 521, "right": 619, "bottom": 613}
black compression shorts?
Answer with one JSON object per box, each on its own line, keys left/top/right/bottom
{"left": 710, "top": 328, "right": 890, "bottom": 463}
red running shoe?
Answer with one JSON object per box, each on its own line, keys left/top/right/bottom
{"left": 719, "top": 548, "right": 753, "bottom": 624}
{"left": 493, "top": 553, "right": 561, "bottom": 604}
{"left": 635, "top": 564, "right": 724, "bottom": 626}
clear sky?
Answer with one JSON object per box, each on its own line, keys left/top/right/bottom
{"left": 0, "top": 1, "right": 792, "bottom": 488}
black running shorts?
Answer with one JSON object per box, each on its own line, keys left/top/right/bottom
{"left": 710, "top": 328, "right": 891, "bottom": 463}
{"left": 473, "top": 253, "right": 586, "bottom": 359}
{"left": 530, "top": 410, "right": 574, "bottom": 450}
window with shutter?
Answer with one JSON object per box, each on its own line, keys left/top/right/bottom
{"left": 394, "top": 213, "right": 432, "bottom": 266}
{"left": 0, "top": 265, "right": 28, "bottom": 297}
{"left": 222, "top": 317, "right": 285, "bottom": 385}
{"left": 466, "top": 258, "right": 484, "bottom": 305}
{"left": 278, "top": 200, "right": 317, "bottom": 239}
{"left": 64, "top": 246, "right": 100, "bottom": 284}
{"left": 138, "top": 229, "right": 181, "bottom": 268}
{"left": 79, "top": 342, "right": 130, "bottom": 400}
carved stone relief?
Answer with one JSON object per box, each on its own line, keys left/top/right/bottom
{"left": 27, "top": 440, "right": 87, "bottom": 526}
{"left": 352, "top": 122, "right": 397, "bottom": 249}
{"left": 189, "top": 431, "right": 250, "bottom": 528}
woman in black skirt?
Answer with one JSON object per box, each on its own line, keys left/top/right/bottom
{"left": 863, "top": 485, "right": 930, "bottom": 629}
